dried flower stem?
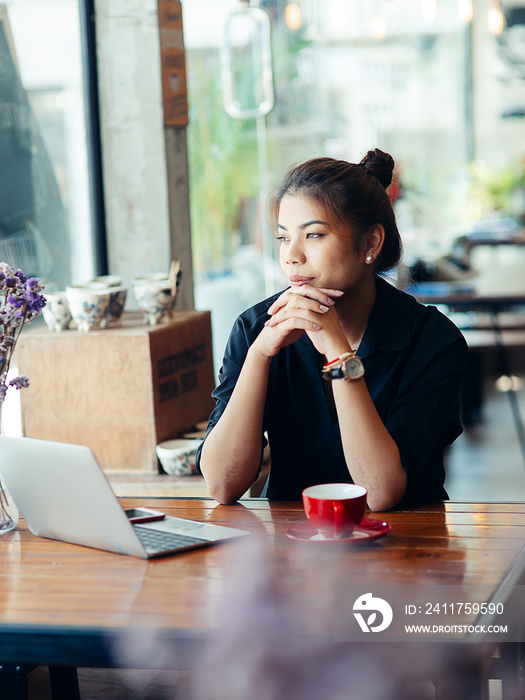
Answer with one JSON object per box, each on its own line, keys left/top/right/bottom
{"left": 0, "top": 481, "right": 14, "bottom": 530}
{"left": 0, "top": 296, "right": 28, "bottom": 377}
{"left": 0, "top": 400, "right": 14, "bottom": 530}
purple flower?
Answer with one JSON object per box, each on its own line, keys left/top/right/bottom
{"left": 28, "top": 294, "right": 46, "bottom": 313}
{"left": 0, "top": 262, "right": 44, "bottom": 401}
{"left": 7, "top": 295, "right": 23, "bottom": 308}
{"left": 9, "top": 375, "right": 30, "bottom": 390}
{"left": 0, "top": 262, "right": 13, "bottom": 278}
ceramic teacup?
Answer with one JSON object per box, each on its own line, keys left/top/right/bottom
{"left": 42, "top": 291, "right": 72, "bottom": 332}
{"left": 92, "top": 274, "right": 123, "bottom": 287}
{"left": 131, "top": 277, "right": 177, "bottom": 326}
{"left": 101, "top": 285, "right": 128, "bottom": 327}
{"left": 302, "top": 483, "right": 367, "bottom": 539}
{"left": 156, "top": 438, "right": 203, "bottom": 476}
{"left": 65, "top": 285, "right": 111, "bottom": 332}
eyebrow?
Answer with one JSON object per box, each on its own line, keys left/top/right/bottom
{"left": 277, "top": 220, "right": 329, "bottom": 231}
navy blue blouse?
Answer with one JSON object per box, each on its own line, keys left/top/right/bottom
{"left": 196, "top": 276, "right": 468, "bottom": 507}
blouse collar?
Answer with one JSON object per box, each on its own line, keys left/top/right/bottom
{"left": 357, "top": 276, "right": 413, "bottom": 358}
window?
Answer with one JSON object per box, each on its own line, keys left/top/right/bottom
{"left": 0, "top": 0, "right": 103, "bottom": 436}
{"left": 0, "top": 0, "right": 103, "bottom": 290}
{"left": 183, "top": 0, "right": 496, "bottom": 370}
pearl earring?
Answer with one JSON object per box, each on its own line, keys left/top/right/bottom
{"left": 366, "top": 255, "right": 373, "bottom": 263}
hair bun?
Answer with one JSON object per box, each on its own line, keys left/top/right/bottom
{"left": 359, "top": 149, "right": 395, "bottom": 190}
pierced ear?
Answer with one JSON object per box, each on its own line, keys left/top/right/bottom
{"left": 365, "top": 225, "right": 385, "bottom": 261}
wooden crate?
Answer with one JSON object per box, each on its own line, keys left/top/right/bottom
{"left": 17, "top": 311, "right": 215, "bottom": 473}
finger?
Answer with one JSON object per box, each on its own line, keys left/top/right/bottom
{"left": 268, "top": 286, "right": 341, "bottom": 315}
{"left": 314, "top": 288, "right": 345, "bottom": 307}
{"left": 275, "top": 295, "right": 334, "bottom": 321}
{"left": 267, "top": 287, "right": 298, "bottom": 315}
{"left": 274, "top": 301, "right": 330, "bottom": 320}
{"left": 289, "top": 285, "right": 343, "bottom": 307}
{"left": 267, "top": 296, "right": 289, "bottom": 316}
{"left": 265, "top": 315, "right": 322, "bottom": 332}
{"left": 265, "top": 308, "right": 324, "bottom": 331}
{"left": 318, "top": 288, "right": 344, "bottom": 299}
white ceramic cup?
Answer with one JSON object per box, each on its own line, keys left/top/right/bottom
{"left": 92, "top": 274, "right": 123, "bottom": 287}
{"left": 42, "top": 291, "right": 72, "bottom": 332}
{"left": 65, "top": 285, "right": 111, "bottom": 332}
{"left": 156, "top": 438, "right": 202, "bottom": 476}
{"left": 132, "top": 277, "right": 176, "bottom": 326}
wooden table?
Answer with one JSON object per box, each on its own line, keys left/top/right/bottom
{"left": 406, "top": 263, "right": 525, "bottom": 311}
{"left": 1, "top": 498, "right": 525, "bottom": 698}
{"left": 461, "top": 227, "right": 525, "bottom": 258}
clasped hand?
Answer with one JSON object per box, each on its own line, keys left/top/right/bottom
{"left": 255, "top": 285, "right": 349, "bottom": 359}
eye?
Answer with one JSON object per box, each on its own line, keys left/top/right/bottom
{"left": 275, "top": 235, "right": 289, "bottom": 244}
{"left": 306, "top": 232, "right": 325, "bottom": 239}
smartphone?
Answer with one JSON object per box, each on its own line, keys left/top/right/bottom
{"left": 124, "top": 507, "right": 166, "bottom": 524}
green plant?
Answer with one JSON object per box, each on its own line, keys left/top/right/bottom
{"left": 187, "top": 51, "right": 260, "bottom": 275}
{"left": 467, "top": 159, "right": 525, "bottom": 220}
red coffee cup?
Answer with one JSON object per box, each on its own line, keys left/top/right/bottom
{"left": 302, "top": 483, "right": 367, "bottom": 539}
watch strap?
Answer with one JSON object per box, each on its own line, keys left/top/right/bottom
{"left": 322, "top": 354, "right": 364, "bottom": 381}
{"left": 322, "top": 364, "right": 347, "bottom": 381}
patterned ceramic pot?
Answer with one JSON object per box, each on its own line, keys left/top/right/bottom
{"left": 92, "top": 275, "right": 123, "bottom": 287}
{"left": 156, "top": 438, "right": 203, "bottom": 476}
{"left": 65, "top": 285, "right": 111, "bottom": 332}
{"left": 131, "top": 277, "right": 177, "bottom": 325}
{"left": 42, "top": 291, "right": 72, "bottom": 332}
{"left": 101, "top": 286, "right": 128, "bottom": 327}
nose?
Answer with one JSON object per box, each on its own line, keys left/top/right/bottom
{"left": 283, "top": 238, "right": 306, "bottom": 266}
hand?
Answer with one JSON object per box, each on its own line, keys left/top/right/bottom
{"left": 259, "top": 285, "right": 350, "bottom": 359}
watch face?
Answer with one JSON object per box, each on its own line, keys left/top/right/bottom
{"left": 344, "top": 357, "right": 365, "bottom": 380}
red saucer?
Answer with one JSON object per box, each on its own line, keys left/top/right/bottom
{"left": 285, "top": 517, "right": 391, "bottom": 544}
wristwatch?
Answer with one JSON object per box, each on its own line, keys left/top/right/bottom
{"left": 322, "top": 354, "right": 365, "bottom": 381}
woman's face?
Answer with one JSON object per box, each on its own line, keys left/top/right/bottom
{"left": 276, "top": 193, "right": 371, "bottom": 293}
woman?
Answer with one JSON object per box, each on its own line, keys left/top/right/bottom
{"left": 196, "top": 149, "right": 467, "bottom": 511}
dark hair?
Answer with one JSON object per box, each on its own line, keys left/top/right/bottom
{"left": 270, "top": 149, "right": 402, "bottom": 272}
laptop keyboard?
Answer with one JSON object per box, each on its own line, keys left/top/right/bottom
{"left": 134, "top": 525, "right": 206, "bottom": 554}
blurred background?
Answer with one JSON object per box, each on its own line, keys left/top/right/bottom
{"left": 2, "top": 0, "right": 525, "bottom": 498}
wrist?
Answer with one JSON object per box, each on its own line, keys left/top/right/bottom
{"left": 324, "top": 344, "right": 354, "bottom": 365}
{"left": 324, "top": 350, "right": 356, "bottom": 368}
{"left": 247, "top": 342, "right": 274, "bottom": 366}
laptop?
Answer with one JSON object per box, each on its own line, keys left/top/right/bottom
{"left": 0, "top": 435, "right": 250, "bottom": 558}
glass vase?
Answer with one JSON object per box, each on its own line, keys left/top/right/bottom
{"left": 0, "top": 477, "right": 18, "bottom": 534}
{"left": 0, "top": 402, "right": 19, "bottom": 534}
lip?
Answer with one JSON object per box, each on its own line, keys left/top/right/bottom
{"left": 289, "top": 276, "right": 315, "bottom": 286}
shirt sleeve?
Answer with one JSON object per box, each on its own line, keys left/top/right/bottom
{"left": 194, "top": 309, "right": 268, "bottom": 475}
